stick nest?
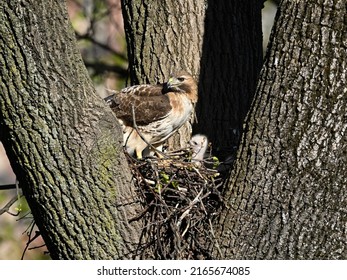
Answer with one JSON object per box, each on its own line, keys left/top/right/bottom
{"left": 126, "top": 149, "right": 225, "bottom": 259}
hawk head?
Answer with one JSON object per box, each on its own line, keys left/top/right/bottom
{"left": 163, "top": 71, "right": 197, "bottom": 97}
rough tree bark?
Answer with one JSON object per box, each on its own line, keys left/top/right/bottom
{"left": 121, "top": 0, "right": 263, "bottom": 153}
{"left": 214, "top": 0, "right": 347, "bottom": 259}
{"left": 0, "top": 1, "right": 144, "bottom": 259}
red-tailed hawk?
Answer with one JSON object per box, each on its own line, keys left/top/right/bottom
{"left": 189, "top": 134, "right": 208, "bottom": 164}
{"left": 105, "top": 71, "right": 198, "bottom": 158}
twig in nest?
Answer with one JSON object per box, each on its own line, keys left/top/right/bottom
{"left": 128, "top": 205, "right": 151, "bottom": 223}
{"left": 176, "top": 189, "right": 203, "bottom": 229}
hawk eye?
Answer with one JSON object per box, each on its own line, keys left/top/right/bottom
{"left": 177, "top": 77, "right": 185, "bottom": 82}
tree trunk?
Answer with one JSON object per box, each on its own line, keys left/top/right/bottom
{"left": 0, "top": 1, "right": 144, "bottom": 259}
{"left": 121, "top": 0, "right": 263, "bottom": 152}
{"left": 214, "top": 0, "right": 347, "bottom": 259}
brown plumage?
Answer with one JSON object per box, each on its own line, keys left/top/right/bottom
{"left": 105, "top": 71, "right": 198, "bottom": 158}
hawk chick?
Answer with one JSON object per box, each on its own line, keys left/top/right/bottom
{"left": 105, "top": 71, "right": 198, "bottom": 158}
{"left": 189, "top": 134, "right": 208, "bottom": 165}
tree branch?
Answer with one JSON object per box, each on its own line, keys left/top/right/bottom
{"left": 76, "top": 32, "right": 128, "bottom": 62}
{"left": 0, "top": 195, "right": 21, "bottom": 216}
{"left": 84, "top": 61, "right": 128, "bottom": 77}
{"left": 0, "top": 184, "right": 17, "bottom": 190}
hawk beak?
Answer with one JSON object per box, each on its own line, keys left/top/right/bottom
{"left": 166, "top": 77, "right": 175, "bottom": 88}
{"left": 163, "top": 77, "right": 175, "bottom": 93}
{"left": 163, "top": 82, "right": 170, "bottom": 93}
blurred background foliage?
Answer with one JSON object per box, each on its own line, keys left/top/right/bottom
{"left": 0, "top": 0, "right": 277, "bottom": 259}
{"left": 68, "top": 0, "right": 128, "bottom": 97}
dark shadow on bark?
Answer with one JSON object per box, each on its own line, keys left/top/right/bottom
{"left": 195, "top": 1, "right": 263, "bottom": 163}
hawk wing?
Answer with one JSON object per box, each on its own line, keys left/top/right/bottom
{"left": 106, "top": 84, "right": 172, "bottom": 126}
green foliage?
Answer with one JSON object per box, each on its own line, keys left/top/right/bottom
{"left": 212, "top": 156, "right": 220, "bottom": 169}
{"left": 155, "top": 171, "right": 180, "bottom": 193}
